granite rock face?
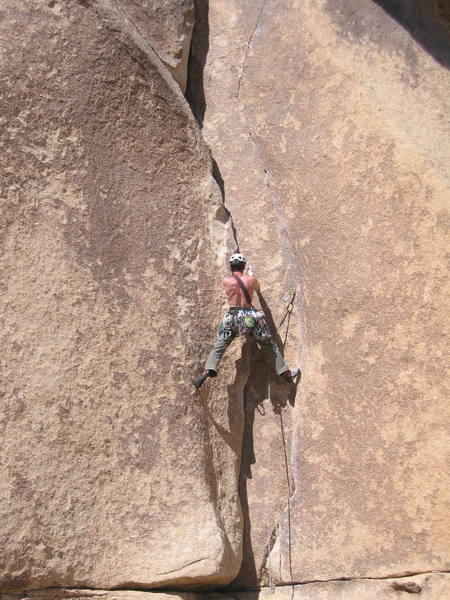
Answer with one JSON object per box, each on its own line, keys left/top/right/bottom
{"left": 0, "top": 0, "right": 240, "bottom": 591}
{"left": 2, "top": 572, "right": 450, "bottom": 600}
{"left": 194, "top": 0, "right": 450, "bottom": 589}
{"left": 1, "top": 0, "right": 449, "bottom": 597}
{"left": 109, "top": 0, "right": 195, "bottom": 91}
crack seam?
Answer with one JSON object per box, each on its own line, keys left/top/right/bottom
{"left": 261, "top": 569, "right": 450, "bottom": 587}
{"left": 233, "top": 11, "right": 305, "bottom": 583}
{"left": 7, "top": 571, "right": 450, "bottom": 596}
{"left": 235, "top": 81, "right": 304, "bottom": 596}
{"left": 110, "top": 0, "right": 168, "bottom": 75}
{"left": 236, "top": 0, "right": 268, "bottom": 100}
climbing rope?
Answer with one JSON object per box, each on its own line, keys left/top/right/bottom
{"left": 265, "top": 285, "right": 297, "bottom": 593}
{"left": 278, "top": 288, "right": 296, "bottom": 349}
{"left": 266, "top": 372, "right": 275, "bottom": 593}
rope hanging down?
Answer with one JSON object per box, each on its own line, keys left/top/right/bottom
{"left": 267, "top": 372, "right": 276, "bottom": 593}
{"left": 265, "top": 285, "right": 297, "bottom": 593}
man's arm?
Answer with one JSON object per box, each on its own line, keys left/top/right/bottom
{"left": 251, "top": 276, "right": 261, "bottom": 294}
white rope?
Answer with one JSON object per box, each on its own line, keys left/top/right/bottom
{"left": 266, "top": 290, "right": 296, "bottom": 593}
{"left": 266, "top": 373, "right": 276, "bottom": 593}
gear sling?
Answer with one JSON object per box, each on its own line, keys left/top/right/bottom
{"left": 203, "top": 276, "right": 289, "bottom": 375}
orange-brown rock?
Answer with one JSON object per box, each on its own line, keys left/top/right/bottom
{"left": 105, "top": 0, "right": 194, "bottom": 91}
{"left": 2, "top": 572, "right": 450, "bottom": 600}
{"left": 194, "top": 0, "right": 450, "bottom": 588}
{"left": 0, "top": 0, "right": 241, "bottom": 591}
{"left": 1, "top": 0, "right": 449, "bottom": 597}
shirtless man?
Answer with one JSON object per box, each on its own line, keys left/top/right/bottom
{"left": 192, "top": 253, "right": 300, "bottom": 389}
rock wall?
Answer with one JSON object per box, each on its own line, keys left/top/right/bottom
{"left": 190, "top": 0, "right": 450, "bottom": 590}
{"left": 3, "top": 573, "right": 450, "bottom": 600}
{"left": 109, "top": 0, "right": 195, "bottom": 92}
{"left": 1, "top": 0, "right": 449, "bottom": 598}
{"left": 0, "top": 0, "right": 241, "bottom": 591}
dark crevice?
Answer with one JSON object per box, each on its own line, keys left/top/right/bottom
{"left": 212, "top": 159, "right": 240, "bottom": 252}
{"left": 211, "top": 158, "right": 224, "bottom": 199}
{"left": 7, "top": 571, "right": 450, "bottom": 596}
{"left": 373, "top": 0, "right": 450, "bottom": 68}
{"left": 185, "top": 0, "right": 209, "bottom": 126}
{"left": 184, "top": 0, "right": 239, "bottom": 253}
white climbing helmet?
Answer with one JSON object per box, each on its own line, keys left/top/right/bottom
{"left": 229, "top": 252, "right": 246, "bottom": 265}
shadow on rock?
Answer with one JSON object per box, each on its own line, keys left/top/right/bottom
{"left": 186, "top": 0, "right": 210, "bottom": 126}
{"left": 373, "top": 0, "right": 450, "bottom": 69}
{"left": 229, "top": 291, "right": 300, "bottom": 588}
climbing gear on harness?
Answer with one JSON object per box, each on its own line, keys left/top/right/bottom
{"left": 229, "top": 252, "right": 246, "bottom": 265}
{"left": 224, "top": 276, "right": 271, "bottom": 339}
{"left": 218, "top": 307, "right": 271, "bottom": 341}
{"left": 192, "top": 369, "right": 216, "bottom": 389}
{"left": 281, "top": 367, "right": 301, "bottom": 383}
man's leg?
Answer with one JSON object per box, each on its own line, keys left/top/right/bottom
{"left": 205, "top": 334, "right": 235, "bottom": 374}
{"left": 258, "top": 338, "right": 290, "bottom": 375}
{"left": 257, "top": 337, "right": 300, "bottom": 381}
{"left": 192, "top": 333, "right": 236, "bottom": 388}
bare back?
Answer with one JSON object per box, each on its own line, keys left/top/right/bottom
{"left": 223, "top": 273, "right": 260, "bottom": 308}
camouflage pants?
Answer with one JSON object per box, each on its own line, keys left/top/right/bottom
{"left": 204, "top": 308, "right": 289, "bottom": 375}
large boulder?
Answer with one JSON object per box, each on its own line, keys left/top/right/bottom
{"left": 0, "top": 0, "right": 241, "bottom": 591}
{"left": 194, "top": 0, "right": 450, "bottom": 588}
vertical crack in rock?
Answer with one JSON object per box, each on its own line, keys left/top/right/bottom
{"left": 236, "top": 0, "right": 268, "bottom": 100}
{"left": 260, "top": 408, "right": 297, "bottom": 588}
{"left": 232, "top": 3, "right": 300, "bottom": 289}
{"left": 231, "top": 4, "right": 308, "bottom": 586}
{"left": 186, "top": 1, "right": 306, "bottom": 586}
{"left": 182, "top": 2, "right": 253, "bottom": 584}
{"left": 185, "top": 1, "right": 241, "bottom": 251}
{"left": 185, "top": 0, "right": 209, "bottom": 126}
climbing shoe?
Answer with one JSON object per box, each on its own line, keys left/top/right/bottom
{"left": 192, "top": 370, "right": 215, "bottom": 389}
{"left": 281, "top": 368, "right": 301, "bottom": 383}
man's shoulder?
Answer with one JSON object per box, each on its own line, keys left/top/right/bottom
{"left": 243, "top": 274, "right": 258, "bottom": 284}
{"left": 223, "top": 274, "right": 258, "bottom": 285}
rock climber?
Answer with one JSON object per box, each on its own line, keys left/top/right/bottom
{"left": 192, "top": 253, "right": 300, "bottom": 389}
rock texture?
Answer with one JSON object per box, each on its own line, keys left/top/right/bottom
{"left": 0, "top": 0, "right": 241, "bottom": 591}
{"left": 1, "top": 0, "right": 449, "bottom": 598}
{"left": 193, "top": 0, "right": 450, "bottom": 589}
{"left": 110, "top": 0, "right": 195, "bottom": 91}
{"left": 2, "top": 572, "right": 450, "bottom": 600}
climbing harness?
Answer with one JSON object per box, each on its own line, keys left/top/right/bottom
{"left": 216, "top": 275, "right": 272, "bottom": 341}
{"left": 218, "top": 307, "right": 271, "bottom": 341}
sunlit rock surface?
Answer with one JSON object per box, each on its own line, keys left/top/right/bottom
{"left": 0, "top": 0, "right": 240, "bottom": 591}
{"left": 193, "top": 0, "right": 450, "bottom": 588}
{"left": 2, "top": 572, "right": 450, "bottom": 600}
{"left": 1, "top": 0, "right": 449, "bottom": 597}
